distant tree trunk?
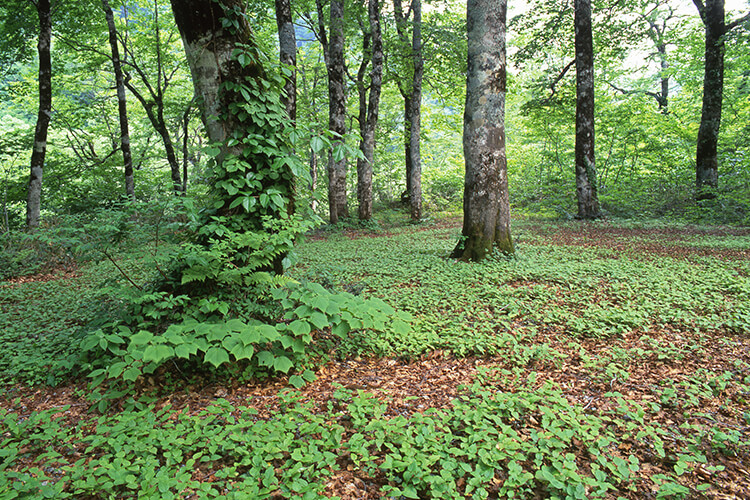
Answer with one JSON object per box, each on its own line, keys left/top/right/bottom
{"left": 407, "top": 0, "right": 423, "bottom": 221}
{"left": 393, "top": 0, "right": 422, "bottom": 218}
{"left": 401, "top": 96, "right": 412, "bottom": 204}
{"left": 275, "top": 0, "right": 296, "bottom": 123}
{"left": 102, "top": 0, "right": 135, "bottom": 200}
{"left": 693, "top": 0, "right": 724, "bottom": 197}
{"left": 643, "top": 10, "right": 673, "bottom": 113}
{"left": 26, "top": 0, "right": 52, "bottom": 229}
{"left": 574, "top": 0, "right": 600, "bottom": 219}
{"left": 318, "top": 0, "right": 348, "bottom": 223}
{"left": 357, "top": 0, "right": 383, "bottom": 221}
{"left": 452, "top": 0, "right": 513, "bottom": 261}
{"left": 690, "top": 1, "right": 750, "bottom": 198}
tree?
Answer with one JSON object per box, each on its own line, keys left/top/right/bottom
{"left": 574, "top": 0, "right": 600, "bottom": 219}
{"left": 121, "top": 2, "right": 190, "bottom": 195}
{"left": 26, "top": 0, "right": 52, "bottom": 229}
{"left": 169, "top": 0, "right": 298, "bottom": 274}
{"left": 691, "top": 0, "right": 750, "bottom": 198}
{"left": 102, "top": 0, "right": 134, "bottom": 199}
{"left": 356, "top": 0, "right": 383, "bottom": 221}
{"left": 452, "top": 0, "right": 513, "bottom": 261}
{"left": 393, "top": 0, "right": 423, "bottom": 221}
{"left": 275, "top": 0, "right": 297, "bottom": 122}
{"left": 315, "top": 0, "right": 349, "bottom": 223}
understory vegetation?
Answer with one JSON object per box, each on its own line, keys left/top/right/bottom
{"left": 1, "top": 212, "right": 749, "bottom": 498}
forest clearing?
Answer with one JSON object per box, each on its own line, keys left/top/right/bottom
{"left": 2, "top": 216, "right": 749, "bottom": 498}
{"left": 2, "top": 0, "right": 750, "bottom": 497}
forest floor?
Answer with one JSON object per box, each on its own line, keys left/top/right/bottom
{"left": 1, "top": 216, "right": 750, "bottom": 499}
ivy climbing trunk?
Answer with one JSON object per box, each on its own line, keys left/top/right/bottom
{"left": 452, "top": 0, "right": 513, "bottom": 262}
{"left": 102, "top": 0, "right": 135, "bottom": 200}
{"left": 26, "top": 0, "right": 52, "bottom": 229}
{"left": 574, "top": 0, "right": 600, "bottom": 219}
{"left": 170, "top": 0, "right": 295, "bottom": 274}
{"left": 357, "top": 0, "right": 383, "bottom": 221}
{"left": 275, "top": 0, "right": 296, "bottom": 123}
{"left": 169, "top": 0, "right": 257, "bottom": 161}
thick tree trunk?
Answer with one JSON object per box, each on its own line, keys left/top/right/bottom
{"left": 275, "top": 0, "right": 296, "bottom": 123}
{"left": 357, "top": 0, "right": 383, "bottom": 221}
{"left": 102, "top": 0, "right": 134, "bottom": 200}
{"left": 452, "top": 0, "right": 513, "bottom": 261}
{"left": 325, "top": 0, "right": 348, "bottom": 223}
{"left": 693, "top": 0, "right": 725, "bottom": 197}
{"left": 169, "top": 0, "right": 261, "bottom": 160}
{"left": 26, "top": 0, "right": 52, "bottom": 229}
{"left": 408, "top": 0, "right": 423, "bottom": 221}
{"left": 574, "top": 0, "right": 601, "bottom": 219}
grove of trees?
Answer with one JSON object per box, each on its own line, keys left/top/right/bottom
{"left": 1, "top": 0, "right": 749, "bottom": 252}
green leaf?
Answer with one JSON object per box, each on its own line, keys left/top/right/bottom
{"left": 204, "top": 347, "right": 230, "bottom": 368}
{"left": 289, "top": 375, "right": 305, "bottom": 388}
{"left": 257, "top": 350, "right": 274, "bottom": 368}
{"left": 231, "top": 344, "right": 255, "bottom": 361}
{"left": 108, "top": 362, "right": 127, "bottom": 378}
{"left": 129, "top": 330, "right": 155, "bottom": 345}
{"left": 309, "top": 312, "right": 329, "bottom": 330}
{"left": 142, "top": 344, "right": 174, "bottom": 363}
{"left": 273, "top": 356, "right": 294, "bottom": 373}
{"left": 175, "top": 343, "right": 197, "bottom": 359}
{"left": 122, "top": 367, "right": 141, "bottom": 382}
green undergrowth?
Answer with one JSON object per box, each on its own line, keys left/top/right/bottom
{"left": 0, "top": 370, "right": 693, "bottom": 499}
{"left": 2, "top": 216, "right": 749, "bottom": 497}
{"left": 292, "top": 220, "right": 750, "bottom": 358}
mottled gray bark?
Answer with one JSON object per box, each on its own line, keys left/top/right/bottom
{"left": 317, "top": 0, "right": 348, "bottom": 223}
{"left": 26, "top": 0, "right": 52, "bottom": 229}
{"left": 357, "top": 0, "right": 383, "bottom": 221}
{"left": 169, "top": 0, "right": 259, "bottom": 161}
{"left": 102, "top": 0, "right": 135, "bottom": 199}
{"left": 393, "top": 0, "right": 423, "bottom": 219}
{"left": 275, "top": 0, "right": 296, "bottom": 123}
{"left": 452, "top": 0, "right": 513, "bottom": 261}
{"left": 574, "top": 0, "right": 600, "bottom": 219}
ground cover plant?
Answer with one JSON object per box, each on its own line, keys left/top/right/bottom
{"left": 1, "top": 214, "right": 749, "bottom": 498}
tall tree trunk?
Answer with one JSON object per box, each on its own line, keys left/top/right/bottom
{"left": 102, "top": 0, "right": 135, "bottom": 200}
{"left": 26, "top": 0, "right": 52, "bottom": 229}
{"left": 324, "top": 0, "right": 348, "bottom": 223}
{"left": 275, "top": 0, "right": 296, "bottom": 123}
{"left": 574, "top": 0, "right": 600, "bottom": 219}
{"left": 452, "top": 0, "right": 513, "bottom": 261}
{"left": 693, "top": 0, "right": 724, "bottom": 198}
{"left": 401, "top": 96, "right": 412, "bottom": 204}
{"left": 357, "top": 0, "right": 383, "bottom": 221}
{"left": 407, "top": 0, "right": 423, "bottom": 221}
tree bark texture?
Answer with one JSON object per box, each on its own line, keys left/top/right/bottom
{"left": 26, "top": 0, "right": 52, "bottom": 229}
{"left": 102, "top": 0, "right": 135, "bottom": 200}
{"left": 408, "top": 0, "right": 423, "bottom": 221}
{"left": 693, "top": 0, "right": 725, "bottom": 196}
{"left": 357, "top": 0, "right": 383, "bottom": 221}
{"left": 325, "top": 0, "right": 348, "bottom": 223}
{"left": 275, "top": 0, "right": 296, "bottom": 123}
{"left": 170, "top": 0, "right": 261, "bottom": 159}
{"left": 452, "top": 0, "right": 513, "bottom": 261}
{"left": 574, "top": 0, "right": 600, "bottom": 219}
